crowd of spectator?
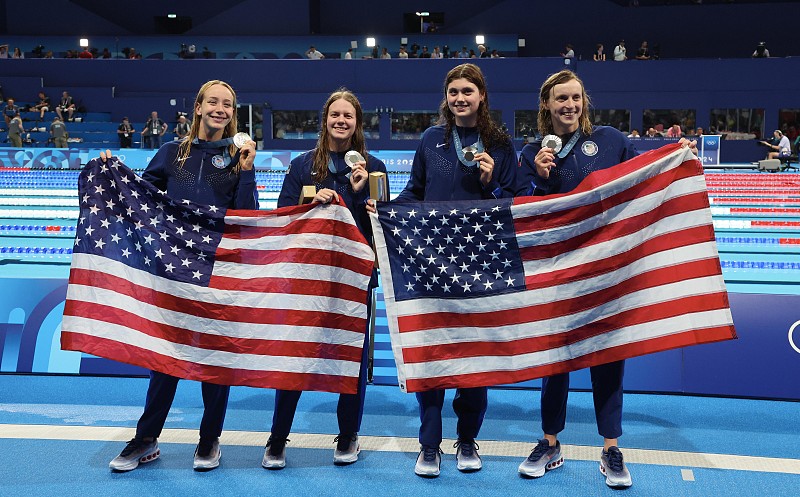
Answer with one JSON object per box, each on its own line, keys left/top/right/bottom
{"left": 0, "top": 93, "right": 74, "bottom": 147}
{"left": 0, "top": 39, "right": 779, "bottom": 61}
{"left": 631, "top": 124, "right": 704, "bottom": 139}
{"left": 553, "top": 39, "right": 663, "bottom": 61}
{"left": 350, "top": 42, "right": 503, "bottom": 60}
{"left": 0, "top": 40, "right": 512, "bottom": 60}
{"left": 0, "top": 85, "right": 201, "bottom": 149}
{"left": 0, "top": 35, "right": 792, "bottom": 149}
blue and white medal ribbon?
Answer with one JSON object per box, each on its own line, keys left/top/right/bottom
{"left": 452, "top": 128, "right": 484, "bottom": 167}
{"left": 556, "top": 129, "right": 582, "bottom": 159}
{"left": 192, "top": 132, "right": 250, "bottom": 169}
{"left": 328, "top": 153, "right": 351, "bottom": 180}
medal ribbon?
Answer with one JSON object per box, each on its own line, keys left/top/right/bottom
{"left": 556, "top": 129, "right": 582, "bottom": 159}
{"left": 451, "top": 128, "right": 484, "bottom": 167}
{"left": 328, "top": 153, "right": 351, "bottom": 180}
{"left": 191, "top": 137, "right": 240, "bottom": 168}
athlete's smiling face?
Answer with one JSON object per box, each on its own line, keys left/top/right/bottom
{"left": 326, "top": 98, "right": 357, "bottom": 149}
{"left": 196, "top": 84, "right": 234, "bottom": 140}
{"left": 544, "top": 79, "right": 583, "bottom": 135}
{"left": 447, "top": 78, "right": 484, "bottom": 127}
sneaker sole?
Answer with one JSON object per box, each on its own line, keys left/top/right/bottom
{"left": 333, "top": 449, "right": 360, "bottom": 465}
{"left": 109, "top": 448, "right": 160, "bottom": 472}
{"left": 518, "top": 455, "right": 563, "bottom": 478}
{"left": 414, "top": 459, "right": 440, "bottom": 478}
{"left": 193, "top": 452, "right": 221, "bottom": 471}
{"left": 599, "top": 463, "right": 632, "bottom": 487}
{"left": 457, "top": 460, "right": 482, "bottom": 472}
{"left": 262, "top": 458, "right": 286, "bottom": 470}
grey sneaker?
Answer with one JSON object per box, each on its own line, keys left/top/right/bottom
{"left": 518, "top": 439, "right": 563, "bottom": 477}
{"left": 454, "top": 439, "right": 482, "bottom": 472}
{"left": 414, "top": 445, "right": 442, "bottom": 477}
{"left": 261, "top": 436, "right": 287, "bottom": 469}
{"left": 109, "top": 438, "right": 160, "bottom": 471}
{"left": 333, "top": 433, "right": 360, "bottom": 465}
{"left": 600, "top": 446, "right": 632, "bottom": 488}
{"left": 193, "top": 439, "right": 221, "bottom": 471}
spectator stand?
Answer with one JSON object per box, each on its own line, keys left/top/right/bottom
{"left": 0, "top": 111, "right": 139, "bottom": 149}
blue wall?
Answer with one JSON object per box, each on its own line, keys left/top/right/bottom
{"left": 1, "top": 57, "right": 796, "bottom": 162}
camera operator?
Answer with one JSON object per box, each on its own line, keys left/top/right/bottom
{"left": 174, "top": 114, "right": 190, "bottom": 140}
{"left": 760, "top": 129, "right": 791, "bottom": 159}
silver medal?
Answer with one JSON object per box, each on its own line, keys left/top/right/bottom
{"left": 542, "top": 134, "right": 563, "bottom": 153}
{"left": 463, "top": 146, "right": 477, "bottom": 162}
{"left": 344, "top": 150, "right": 365, "bottom": 168}
{"left": 233, "top": 132, "right": 251, "bottom": 149}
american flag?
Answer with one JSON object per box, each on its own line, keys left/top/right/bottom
{"left": 372, "top": 144, "right": 736, "bottom": 393}
{"left": 61, "top": 158, "right": 374, "bottom": 394}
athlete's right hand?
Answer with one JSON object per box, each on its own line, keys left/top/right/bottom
{"left": 313, "top": 188, "right": 339, "bottom": 204}
{"left": 535, "top": 147, "right": 557, "bottom": 179}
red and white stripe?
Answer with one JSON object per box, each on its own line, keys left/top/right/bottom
{"left": 62, "top": 202, "right": 375, "bottom": 393}
{"left": 376, "top": 144, "right": 736, "bottom": 393}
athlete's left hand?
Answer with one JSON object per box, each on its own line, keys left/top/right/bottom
{"left": 678, "top": 137, "right": 698, "bottom": 156}
{"left": 239, "top": 139, "right": 257, "bottom": 171}
{"left": 474, "top": 151, "right": 495, "bottom": 186}
{"left": 349, "top": 161, "right": 369, "bottom": 192}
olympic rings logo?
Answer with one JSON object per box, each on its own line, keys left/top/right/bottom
{"left": 789, "top": 319, "right": 800, "bottom": 354}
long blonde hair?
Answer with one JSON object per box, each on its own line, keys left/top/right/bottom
{"left": 176, "top": 80, "right": 240, "bottom": 170}
{"left": 537, "top": 70, "right": 593, "bottom": 137}
{"left": 312, "top": 88, "right": 368, "bottom": 182}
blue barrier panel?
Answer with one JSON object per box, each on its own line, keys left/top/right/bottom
{"left": 0, "top": 147, "right": 418, "bottom": 172}
{"left": 0, "top": 149, "right": 81, "bottom": 169}
{"left": 683, "top": 293, "right": 800, "bottom": 400}
{"left": 1, "top": 270, "right": 798, "bottom": 399}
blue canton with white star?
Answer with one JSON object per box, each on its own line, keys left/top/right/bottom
{"left": 73, "top": 158, "right": 228, "bottom": 286}
{"left": 377, "top": 199, "right": 526, "bottom": 301}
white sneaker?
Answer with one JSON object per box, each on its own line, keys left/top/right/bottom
{"left": 109, "top": 438, "right": 160, "bottom": 472}
{"left": 518, "top": 439, "right": 563, "bottom": 478}
{"left": 333, "top": 433, "right": 360, "bottom": 465}
{"left": 193, "top": 439, "right": 221, "bottom": 471}
{"left": 600, "top": 446, "right": 633, "bottom": 488}
{"left": 414, "top": 446, "right": 442, "bottom": 477}
{"left": 454, "top": 439, "right": 482, "bottom": 472}
{"left": 261, "top": 436, "right": 287, "bottom": 469}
